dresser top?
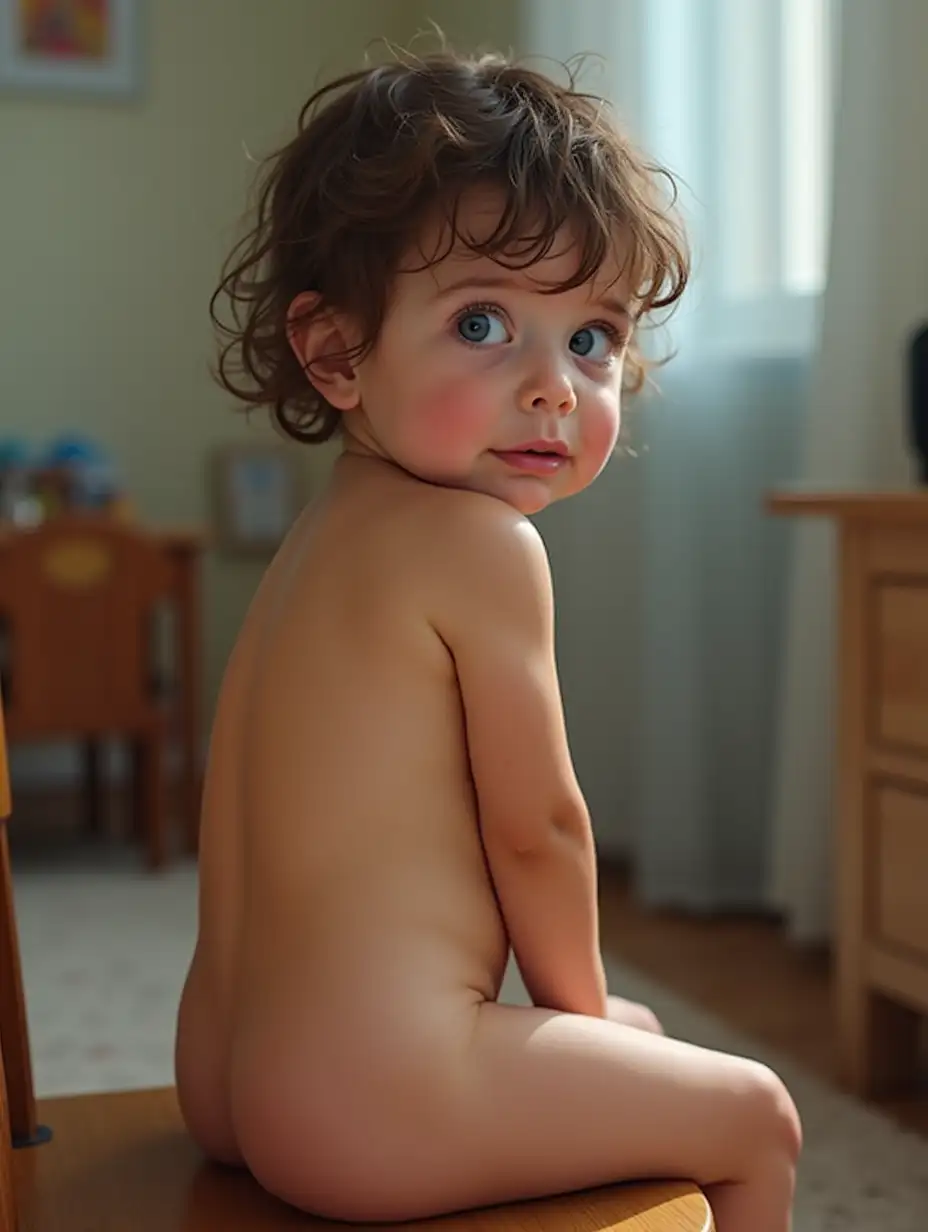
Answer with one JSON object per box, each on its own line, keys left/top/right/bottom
{"left": 767, "top": 488, "right": 928, "bottom": 521}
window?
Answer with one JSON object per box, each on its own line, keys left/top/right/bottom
{"left": 640, "top": 0, "right": 837, "bottom": 356}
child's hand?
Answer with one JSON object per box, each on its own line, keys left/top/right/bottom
{"left": 605, "top": 994, "right": 664, "bottom": 1035}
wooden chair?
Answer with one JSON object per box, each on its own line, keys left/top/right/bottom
{"left": 0, "top": 698, "right": 713, "bottom": 1231}
{"left": 0, "top": 514, "right": 174, "bottom": 868}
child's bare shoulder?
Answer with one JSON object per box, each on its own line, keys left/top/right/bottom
{"left": 398, "top": 483, "right": 552, "bottom": 615}
{"left": 400, "top": 479, "right": 543, "bottom": 557}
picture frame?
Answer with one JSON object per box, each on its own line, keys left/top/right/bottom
{"left": 0, "top": 0, "right": 143, "bottom": 99}
{"left": 211, "top": 443, "right": 304, "bottom": 557}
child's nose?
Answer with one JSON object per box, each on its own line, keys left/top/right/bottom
{"left": 518, "top": 366, "right": 578, "bottom": 416}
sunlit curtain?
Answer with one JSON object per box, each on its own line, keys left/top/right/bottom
{"left": 769, "top": 0, "right": 925, "bottom": 942}
{"left": 522, "top": 0, "right": 831, "bottom": 911}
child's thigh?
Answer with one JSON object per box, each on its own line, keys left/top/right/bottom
{"left": 450, "top": 1002, "right": 797, "bottom": 1208}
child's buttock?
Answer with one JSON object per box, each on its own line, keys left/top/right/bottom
{"left": 227, "top": 977, "right": 487, "bottom": 1199}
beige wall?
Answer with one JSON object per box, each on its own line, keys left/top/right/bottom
{"left": 4, "top": 0, "right": 588, "bottom": 803}
{"left": 0, "top": 0, "right": 405, "bottom": 752}
{"left": 400, "top": 0, "right": 521, "bottom": 53}
{"left": 3, "top": 0, "right": 632, "bottom": 849}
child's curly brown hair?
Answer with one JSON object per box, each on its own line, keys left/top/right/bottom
{"left": 211, "top": 46, "right": 690, "bottom": 445}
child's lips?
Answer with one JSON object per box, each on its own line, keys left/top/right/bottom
{"left": 491, "top": 449, "right": 570, "bottom": 473}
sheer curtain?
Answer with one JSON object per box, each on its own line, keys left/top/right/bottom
{"left": 520, "top": 1, "right": 647, "bottom": 859}
{"left": 522, "top": 0, "right": 826, "bottom": 909}
{"left": 768, "top": 0, "right": 926, "bottom": 942}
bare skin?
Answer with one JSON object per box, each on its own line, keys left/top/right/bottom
{"left": 176, "top": 206, "right": 800, "bottom": 1227}
{"left": 176, "top": 461, "right": 798, "bottom": 1227}
{"left": 176, "top": 454, "right": 655, "bottom": 1167}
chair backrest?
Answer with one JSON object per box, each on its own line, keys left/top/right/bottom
{"left": 0, "top": 515, "right": 172, "bottom": 739}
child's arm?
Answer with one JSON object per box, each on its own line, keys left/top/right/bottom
{"left": 437, "top": 497, "right": 608, "bottom": 1020}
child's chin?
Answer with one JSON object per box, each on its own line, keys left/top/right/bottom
{"left": 492, "top": 478, "right": 561, "bottom": 517}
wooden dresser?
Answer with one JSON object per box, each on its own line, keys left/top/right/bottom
{"left": 769, "top": 491, "right": 928, "bottom": 1096}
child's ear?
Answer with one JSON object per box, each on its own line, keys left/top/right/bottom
{"left": 287, "top": 292, "right": 361, "bottom": 412}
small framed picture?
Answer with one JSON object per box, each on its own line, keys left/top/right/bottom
{"left": 212, "top": 443, "right": 304, "bottom": 557}
{"left": 0, "top": 0, "right": 143, "bottom": 99}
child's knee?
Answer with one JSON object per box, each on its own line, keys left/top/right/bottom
{"left": 739, "top": 1062, "right": 802, "bottom": 1166}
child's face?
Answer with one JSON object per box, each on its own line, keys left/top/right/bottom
{"left": 348, "top": 193, "right": 633, "bottom": 515}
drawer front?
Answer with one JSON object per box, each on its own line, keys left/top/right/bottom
{"left": 870, "top": 785, "right": 928, "bottom": 957}
{"left": 873, "top": 583, "right": 928, "bottom": 753}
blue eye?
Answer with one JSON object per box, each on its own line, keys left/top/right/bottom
{"left": 570, "top": 325, "right": 615, "bottom": 360}
{"left": 457, "top": 311, "right": 509, "bottom": 345}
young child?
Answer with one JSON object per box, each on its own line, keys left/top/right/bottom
{"left": 175, "top": 47, "right": 801, "bottom": 1230}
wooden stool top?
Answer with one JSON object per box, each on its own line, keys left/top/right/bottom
{"left": 13, "top": 1088, "right": 711, "bottom": 1231}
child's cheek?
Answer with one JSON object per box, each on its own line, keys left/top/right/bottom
{"left": 582, "top": 399, "right": 622, "bottom": 474}
{"left": 409, "top": 376, "right": 496, "bottom": 463}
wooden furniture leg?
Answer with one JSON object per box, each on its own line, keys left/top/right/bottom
{"left": 0, "top": 827, "right": 44, "bottom": 1147}
{"left": 0, "top": 719, "right": 13, "bottom": 1227}
{"left": 131, "top": 737, "right": 145, "bottom": 846}
{"left": 0, "top": 1038, "right": 15, "bottom": 1232}
{"left": 174, "top": 549, "right": 202, "bottom": 856}
{"left": 137, "top": 732, "right": 167, "bottom": 871}
{"left": 83, "top": 739, "right": 105, "bottom": 836}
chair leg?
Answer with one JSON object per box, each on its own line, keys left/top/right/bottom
{"left": 136, "top": 734, "right": 166, "bottom": 871}
{"left": 130, "top": 738, "right": 144, "bottom": 844}
{"left": 83, "top": 739, "right": 105, "bottom": 836}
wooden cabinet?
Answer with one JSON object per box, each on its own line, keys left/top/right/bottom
{"left": 769, "top": 492, "right": 928, "bottom": 1096}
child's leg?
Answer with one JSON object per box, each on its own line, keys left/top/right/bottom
{"left": 454, "top": 1002, "right": 800, "bottom": 1232}
{"left": 231, "top": 1000, "right": 798, "bottom": 1227}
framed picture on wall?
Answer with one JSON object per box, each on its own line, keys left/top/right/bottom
{"left": 0, "top": 0, "right": 143, "bottom": 98}
{"left": 212, "top": 443, "right": 304, "bottom": 557}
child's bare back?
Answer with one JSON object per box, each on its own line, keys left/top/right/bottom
{"left": 176, "top": 461, "right": 516, "bottom": 1202}
{"left": 175, "top": 48, "right": 800, "bottom": 1229}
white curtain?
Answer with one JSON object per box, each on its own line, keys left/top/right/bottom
{"left": 521, "top": 0, "right": 649, "bottom": 859}
{"left": 768, "top": 0, "right": 926, "bottom": 942}
{"left": 631, "top": 0, "right": 819, "bottom": 912}
{"left": 523, "top": 0, "right": 815, "bottom": 910}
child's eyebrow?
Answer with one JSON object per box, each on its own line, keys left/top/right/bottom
{"left": 433, "top": 273, "right": 634, "bottom": 322}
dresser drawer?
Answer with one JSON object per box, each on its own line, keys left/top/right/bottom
{"left": 870, "top": 785, "right": 928, "bottom": 957}
{"left": 872, "top": 583, "right": 928, "bottom": 753}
